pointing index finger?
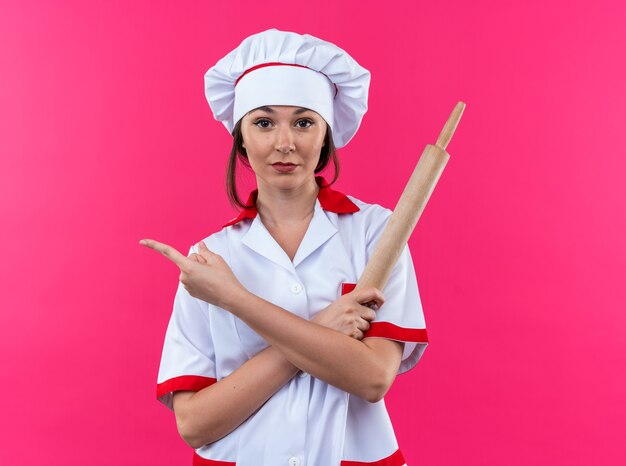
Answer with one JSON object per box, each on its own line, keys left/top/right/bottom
{"left": 197, "top": 240, "right": 215, "bottom": 254}
{"left": 139, "top": 239, "right": 189, "bottom": 269}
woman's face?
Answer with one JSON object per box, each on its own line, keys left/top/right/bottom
{"left": 240, "top": 105, "right": 327, "bottom": 191}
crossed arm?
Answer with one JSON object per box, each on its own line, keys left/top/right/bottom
{"left": 141, "top": 239, "right": 404, "bottom": 449}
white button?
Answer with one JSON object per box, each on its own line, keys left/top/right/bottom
{"left": 288, "top": 457, "right": 301, "bottom": 466}
{"left": 290, "top": 283, "right": 303, "bottom": 294}
{"left": 299, "top": 371, "right": 308, "bottom": 378}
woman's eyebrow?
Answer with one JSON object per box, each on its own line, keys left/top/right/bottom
{"left": 252, "top": 106, "right": 312, "bottom": 115}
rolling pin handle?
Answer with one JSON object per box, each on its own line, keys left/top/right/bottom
{"left": 436, "top": 101, "right": 466, "bottom": 151}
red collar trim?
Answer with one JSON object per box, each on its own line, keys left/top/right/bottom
{"left": 223, "top": 177, "right": 359, "bottom": 228}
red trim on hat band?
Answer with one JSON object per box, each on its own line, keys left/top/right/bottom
{"left": 235, "top": 62, "right": 338, "bottom": 97}
{"left": 235, "top": 62, "right": 308, "bottom": 85}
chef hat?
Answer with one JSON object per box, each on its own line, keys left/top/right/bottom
{"left": 204, "top": 28, "right": 371, "bottom": 148}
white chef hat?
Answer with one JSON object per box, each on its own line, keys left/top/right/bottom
{"left": 204, "top": 28, "right": 371, "bottom": 148}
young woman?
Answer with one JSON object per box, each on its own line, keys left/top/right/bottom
{"left": 141, "top": 28, "right": 428, "bottom": 466}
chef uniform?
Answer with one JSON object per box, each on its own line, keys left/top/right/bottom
{"left": 156, "top": 29, "right": 429, "bottom": 466}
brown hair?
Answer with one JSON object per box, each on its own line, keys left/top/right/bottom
{"left": 226, "top": 119, "right": 340, "bottom": 209}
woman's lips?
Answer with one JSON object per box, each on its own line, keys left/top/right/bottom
{"left": 272, "top": 163, "right": 298, "bottom": 173}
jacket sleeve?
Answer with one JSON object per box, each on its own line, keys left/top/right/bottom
{"left": 155, "top": 245, "right": 217, "bottom": 410}
{"left": 343, "top": 206, "right": 429, "bottom": 374}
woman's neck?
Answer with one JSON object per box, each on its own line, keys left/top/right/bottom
{"left": 255, "top": 177, "right": 319, "bottom": 228}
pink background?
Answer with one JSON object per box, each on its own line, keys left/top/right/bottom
{"left": 1, "top": 1, "right": 624, "bottom": 465}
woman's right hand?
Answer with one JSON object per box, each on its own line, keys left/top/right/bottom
{"left": 311, "top": 287, "right": 384, "bottom": 340}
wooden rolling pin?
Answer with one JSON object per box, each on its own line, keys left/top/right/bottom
{"left": 355, "top": 101, "right": 465, "bottom": 292}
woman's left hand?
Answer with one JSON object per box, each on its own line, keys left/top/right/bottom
{"left": 139, "top": 238, "right": 244, "bottom": 309}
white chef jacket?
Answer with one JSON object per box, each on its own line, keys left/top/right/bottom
{"left": 157, "top": 177, "right": 429, "bottom": 466}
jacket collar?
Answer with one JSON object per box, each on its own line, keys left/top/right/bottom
{"left": 223, "top": 176, "right": 359, "bottom": 228}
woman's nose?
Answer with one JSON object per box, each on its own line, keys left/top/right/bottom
{"left": 275, "top": 126, "right": 295, "bottom": 153}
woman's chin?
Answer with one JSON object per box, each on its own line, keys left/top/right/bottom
{"left": 258, "top": 171, "right": 314, "bottom": 191}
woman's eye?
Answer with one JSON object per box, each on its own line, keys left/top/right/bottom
{"left": 253, "top": 119, "right": 312, "bottom": 128}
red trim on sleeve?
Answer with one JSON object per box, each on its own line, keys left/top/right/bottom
{"left": 341, "top": 283, "right": 428, "bottom": 343}
{"left": 156, "top": 375, "right": 217, "bottom": 399}
{"left": 364, "top": 322, "right": 429, "bottom": 342}
{"left": 341, "top": 449, "right": 406, "bottom": 466}
{"left": 193, "top": 452, "right": 235, "bottom": 465}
